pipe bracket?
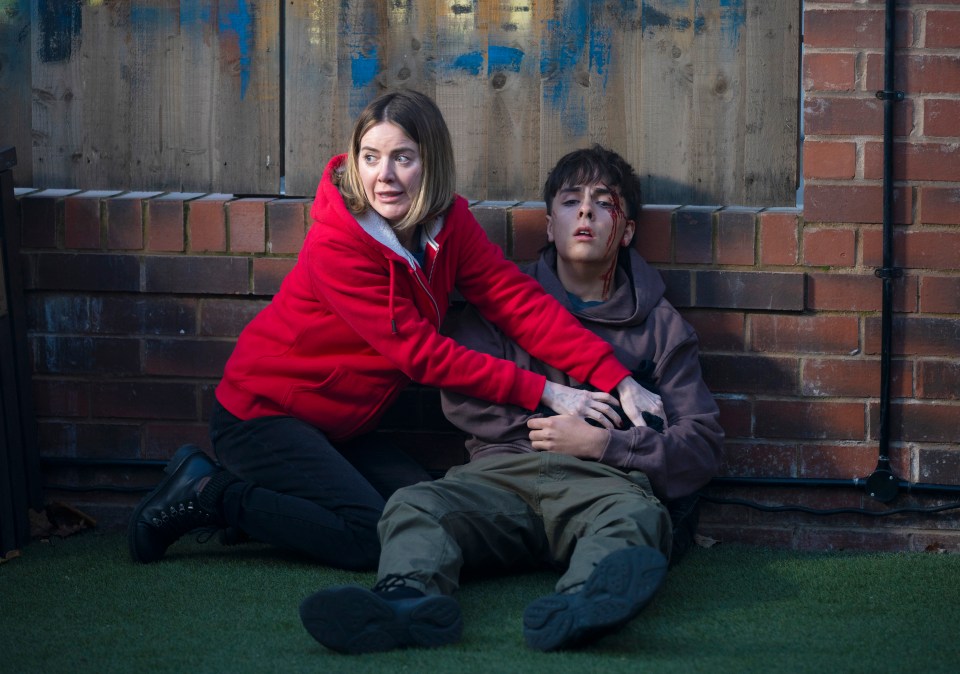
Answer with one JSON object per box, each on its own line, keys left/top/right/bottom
{"left": 875, "top": 90, "right": 905, "bottom": 101}
{"left": 874, "top": 267, "right": 903, "bottom": 279}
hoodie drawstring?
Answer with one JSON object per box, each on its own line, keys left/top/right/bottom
{"left": 388, "top": 260, "right": 398, "bottom": 335}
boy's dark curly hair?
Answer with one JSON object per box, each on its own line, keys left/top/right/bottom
{"left": 543, "top": 144, "right": 643, "bottom": 222}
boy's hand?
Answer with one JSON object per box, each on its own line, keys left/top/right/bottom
{"left": 616, "top": 377, "right": 667, "bottom": 429}
{"left": 527, "top": 415, "right": 607, "bottom": 459}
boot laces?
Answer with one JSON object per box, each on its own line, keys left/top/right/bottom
{"left": 149, "top": 499, "right": 213, "bottom": 535}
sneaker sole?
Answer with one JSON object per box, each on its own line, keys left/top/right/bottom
{"left": 299, "top": 586, "right": 462, "bottom": 654}
{"left": 523, "top": 546, "right": 668, "bottom": 652}
{"left": 127, "top": 445, "right": 203, "bottom": 563}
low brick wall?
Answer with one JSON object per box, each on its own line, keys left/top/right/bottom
{"left": 13, "top": 188, "right": 960, "bottom": 552}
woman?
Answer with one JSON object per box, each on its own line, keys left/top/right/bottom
{"left": 128, "top": 90, "right": 663, "bottom": 570}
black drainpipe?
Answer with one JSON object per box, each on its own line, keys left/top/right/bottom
{"left": 866, "top": 0, "right": 905, "bottom": 503}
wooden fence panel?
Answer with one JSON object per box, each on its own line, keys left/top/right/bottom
{"left": 285, "top": 0, "right": 798, "bottom": 205}
{"left": 0, "top": 0, "right": 33, "bottom": 188}
{"left": 29, "top": 1, "right": 280, "bottom": 195}
{"left": 13, "top": 1, "right": 797, "bottom": 205}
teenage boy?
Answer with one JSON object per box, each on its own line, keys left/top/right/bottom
{"left": 298, "top": 145, "right": 724, "bottom": 654}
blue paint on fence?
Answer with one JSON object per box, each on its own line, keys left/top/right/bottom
{"left": 37, "top": 0, "right": 82, "bottom": 63}
{"left": 351, "top": 45, "right": 380, "bottom": 88}
{"left": 219, "top": 0, "right": 255, "bottom": 99}
{"left": 487, "top": 45, "right": 523, "bottom": 73}
{"left": 453, "top": 50, "right": 484, "bottom": 76}
{"left": 180, "top": 0, "right": 212, "bottom": 26}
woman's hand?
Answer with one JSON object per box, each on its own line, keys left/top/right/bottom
{"left": 616, "top": 377, "right": 667, "bottom": 429}
{"left": 527, "top": 415, "right": 607, "bottom": 459}
{"left": 540, "top": 380, "right": 622, "bottom": 429}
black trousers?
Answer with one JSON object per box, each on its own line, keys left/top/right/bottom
{"left": 208, "top": 401, "right": 431, "bottom": 570}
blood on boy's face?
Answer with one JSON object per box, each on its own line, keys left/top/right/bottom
{"left": 546, "top": 183, "right": 635, "bottom": 267}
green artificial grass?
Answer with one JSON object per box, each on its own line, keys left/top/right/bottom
{"left": 4, "top": 532, "right": 960, "bottom": 673}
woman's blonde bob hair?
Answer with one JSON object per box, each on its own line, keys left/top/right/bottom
{"left": 338, "top": 90, "right": 456, "bottom": 233}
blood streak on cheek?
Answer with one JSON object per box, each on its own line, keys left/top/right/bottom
{"left": 600, "top": 187, "right": 625, "bottom": 299}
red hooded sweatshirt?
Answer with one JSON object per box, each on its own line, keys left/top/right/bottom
{"left": 214, "top": 155, "right": 630, "bottom": 441}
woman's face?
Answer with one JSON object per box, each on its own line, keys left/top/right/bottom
{"left": 357, "top": 121, "right": 423, "bottom": 226}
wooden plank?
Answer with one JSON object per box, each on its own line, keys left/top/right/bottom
{"left": 209, "top": 0, "right": 281, "bottom": 194}
{"left": 485, "top": 1, "right": 543, "bottom": 200}
{"left": 435, "top": 2, "right": 489, "bottom": 199}
{"left": 0, "top": 0, "right": 33, "bottom": 187}
{"left": 639, "top": 0, "right": 697, "bottom": 205}
{"left": 539, "top": 0, "right": 592, "bottom": 183}
{"left": 284, "top": 0, "right": 341, "bottom": 197}
{"left": 743, "top": 0, "right": 800, "bottom": 204}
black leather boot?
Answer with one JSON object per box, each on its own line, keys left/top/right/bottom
{"left": 128, "top": 445, "right": 227, "bottom": 563}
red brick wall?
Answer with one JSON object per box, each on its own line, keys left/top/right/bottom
{"left": 13, "top": 1, "right": 960, "bottom": 551}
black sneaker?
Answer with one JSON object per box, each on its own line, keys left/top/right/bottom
{"left": 523, "top": 546, "right": 668, "bottom": 652}
{"left": 299, "top": 575, "right": 463, "bottom": 654}
{"left": 128, "top": 444, "right": 224, "bottom": 563}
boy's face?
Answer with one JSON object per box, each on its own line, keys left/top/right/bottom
{"left": 546, "top": 182, "right": 635, "bottom": 267}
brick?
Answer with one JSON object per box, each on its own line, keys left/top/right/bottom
{"left": 660, "top": 270, "right": 692, "bottom": 307}
{"left": 865, "top": 54, "right": 960, "bottom": 95}
{"left": 508, "top": 202, "right": 546, "bottom": 261}
{"left": 803, "top": 141, "right": 856, "bottom": 180}
{"left": 683, "top": 310, "right": 746, "bottom": 351}
{"left": 200, "top": 298, "right": 268, "bottom": 337}
{"left": 716, "top": 208, "right": 757, "bottom": 266}
{"left": 694, "top": 271, "right": 805, "bottom": 311}
{"left": 41, "top": 422, "right": 142, "bottom": 460}
{"left": 863, "top": 230, "right": 960, "bottom": 271}
{"left": 106, "top": 193, "right": 159, "bottom": 250}
{"left": 32, "top": 379, "right": 90, "bottom": 417}
{"left": 20, "top": 189, "right": 78, "bottom": 248}
{"left": 864, "top": 142, "right": 960, "bottom": 182}
{"left": 635, "top": 205, "right": 678, "bottom": 263}
{"left": 253, "top": 257, "right": 296, "bottom": 296}
{"left": 917, "top": 446, "right": 960, "bottom": 486}
{"left": 32, "top": 253, "right": 140, "bottom": 292}
{"left": 752, "top": 315, "right": 859, "bottom": 354}
{"left": 27, "top": 294, "right": 197, "bottom": 335}
{"left": 921, "top": 276, "right": 960, "bottom": 314}
{"left": 227, "top": 198, "right": 271, "bottom": 253}
{"left": 759, "top": 209, "right": 800, "bottom": 266}
{"left": 803, "top": 96, "right": 912, "bottom": 137}
{"left": 64, "top": 192, "right": 114, "bottom": 249}
{"left": 90, "top": 381, "right": 198, "bottom": 420}
{"left": 924, "top": 99, "right": 960, "bottom": 138}
{"left": 864, "top": 316, "right": 960, "bottom": 357}
{"left": 803, "top": 9, "right": 912, "bottom": 49}
{"left": 267, "top": 199, "right": 309, "bottom": 254}
{"left": 754, "top": 400, "right": 866, "bottom": 440}
{"left": 144, "top": 256, "right": 250, "bottom": 295}
{"left": 720, "top": 442, "right": 796, "bottom": 477}
{"left": 796, "top": 529, "right": 912, "bottom": 554}
{"left": 917, "top": 360, "right": 960, "bottom": 400}
{"left": 188, "top": 194, "right": 232, "bottom": 252}
{"left": 714, "top": 397, "right": 751, "bottom": 440}
{"left": 675, "top": 206, "right": 715, "bottom": 264}
{"left": 798, "top": 443, "right": 878, "bottom": 480}
{"left": 803, "top": 228, "right": 856, "bottom": 267}
{"left": 701, "top": 354, "right": 800, "bottom": 395}
{"left": 920, "top": 187, "right": 960, "bottom": 225}
{"left": 880, "top": 402, "right": 960, "bottom": 445}
{"left": 33, "top": 336, "right": 141, "bottom": 375}
{"left": 472, "top": 201, "right": 514, "bottom": 254}
{"left": 147, "top": 193, "right": 202, "bottom": 252}
{"left": 806, "top": 272, "right": 917, "bottom": 313}
{"left": 803, "top": 52, "right": 856, "bottom": 92}
{"left": 804, "top": 185, "right": 912, "bottom": 225}
{"left": 144, "top": 423, "right": 213, "bottom": 459}
{"left": 144, "top": 339, "right": 235, "bottom": 378}
{"left": 802, "top": 357, "right": 911, "bottom": 398}
{"left": 927, "top": 10, "right": 960, "bottom": 48}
